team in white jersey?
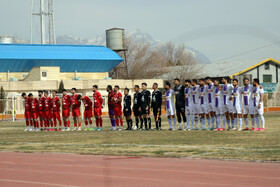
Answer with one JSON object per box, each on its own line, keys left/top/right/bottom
{"left": 169, "top": 77, "right": 266, "bottom": 132}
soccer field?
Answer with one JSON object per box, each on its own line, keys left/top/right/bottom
{"left": 0, "top": 113, "right": 279, "bottom": 162}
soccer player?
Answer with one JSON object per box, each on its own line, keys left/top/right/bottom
{"left": 62, "top": 89, "right": 71, "bottom": 131}
{"left": 174, "top": 78, "right": 186, "bottom": 130}
{"left": 44, "top": 91, "right": 53, "bottom": 131}
{"left": 38, "top": 90, "right": 46, "bottom": 131}
{"left": 22, "top": 93, "right": 32, "bottom": 131}
{"left": 52, "top": 91, "right": 62, "bottom": 131}
{"left": 151, "top": 83, "right": 162, "bottom": 130}
{"left": 184, "top": 80, "right": 193, "bottom": 130}
{"left": 252, "top": 78, "right": 265, "bottom": 131}
{"left": 123, "top": 88, "right": 132, "bottom": 130}
{"left": 191, "top": 79, "right": 200, "bottom": 130}
{"left": 82, "top": 95, "right": 93, "bottom": 131}
{"left": 141, "top": 83, "right": 151, "bottom": 130}
{"left": 213, "top": 79, "right": 224, "bottom": 131}
{"left": 221, "top": 77, "right": 234, "bottom": 130}
{"left": 93, "top": 85, "right": 103, "bottom": 131}
{"left": 133, "top": 85, "right": 142, "bottom": 129}
{"left": 232, "top": 79, "right": 243, "bottom": 131}
{"left": 205, "top": 77, "right": 216, "bottom": 130}
{"left": 71, "top": 88, "right": 82, "bottom": 131}
{"left": 198, "top": 79, "right": 208, "bottom": 130}
{"left": 114, "top": 85, "right": 123, "bottom": 130}
{"left": 242, "top": 78, "right": 255, "bottom": 131}
{"left": 165, "top": 81, "right": 177, "bottom": 130}
{"left": 29, "top": 93, "right": 39, "bottom": 131}
{"left": 107, "top": 85, "right": 116, "bottom": 130}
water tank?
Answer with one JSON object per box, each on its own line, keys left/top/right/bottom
{"left": 0, "top": 35, "right": 14, "bottom": 43}
{"left": 106, "top": 28, "right": 126, "bottom": 51}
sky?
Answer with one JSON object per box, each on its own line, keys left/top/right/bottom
{"left": 1, "top": 0, "right": 280, "bottom": 62}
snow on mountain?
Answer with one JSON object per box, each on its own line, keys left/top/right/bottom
{"left": 56, "top": 30, "right": 210, "bottom": 64}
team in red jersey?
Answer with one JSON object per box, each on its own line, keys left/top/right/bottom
{"left": 22, "top": 93, "right": 32, "bottom": 131}
{"left": 52, "top": 91, "right": 62, "bottom": 131}
{"left": 71, "top": 88, "right": 82, "bottom": 131}
{"left": 38, "top": 90, "right": 46, "bottom": 130}
{"left": 29, "top": 93, "right": 39, "bottom": 131}
{"left": 92, "top": 85, "right": 103, "bottom": 130}
{"left": 62, "top": 89, "right": 71, "bottom": 131}
{"left": 82, "top": 95, "right": 93, "bottom": 131}
{"left": 44, "top": 91, "right": 53, "bottom": 131}
{"left": 113, "top": 85, "right": 124, "bottom": 129}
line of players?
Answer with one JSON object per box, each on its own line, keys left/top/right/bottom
{"left": 164, "top": 77, "right": 265, "bottom": 131}
{"left": 22, "top": 77, "right": 265, "bottom": 132}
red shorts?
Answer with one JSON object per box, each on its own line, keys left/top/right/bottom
{"left": 72, "top": 109, "right": 80, "bottom": 117}
{"left": 62, "top": 109, "right": 70, "bottom": 118}
{"left": 30, "top": 111, "right": 38, "bottom": 119}
{"left": 114, "top": 107, "right": 122, "bottom": 117}
{"left": 84, "top": 110, "right": 93, "bottom": 118}
{"left": 44, "top": 111, "right": 53, "bottom": 120}
{"left": 52, "top": 111, "right": 60, "bottom": 119}
{"left": 94, "top": 107, "right": 102, "bottom": 117}
{"left": 24, "top": 111, "right": 31, "bottom": 119}
{"left": 38, "top": 111, "right": 44, "bottom": 118}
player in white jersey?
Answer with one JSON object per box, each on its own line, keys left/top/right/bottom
{"left": 221, "top": 77, "right": 234, "bottom": 130}
{"left": 213, "top": 79, "right": 225, "bottom": 131}
{"left": 252, "top": 78, "right": 265, "bottom": 131}
{"left": 232, "top": 79, "right": 243, "bottom": 131}
{"left": 164, "top": 81, "right": 177, "bottom": 130}
{"left": 205, "top": 77, "right": 216, "bottom": 130}
{"left": 242, "top": 78, "right": 256, "bottom": 131}
{"left": 198, "top": 79, "right": 208, "bottom": 130}
{"left": 191, "top": 79, "right": 200, "bottom": 130}
{"left": 184, "top": 80, "right": 194, "bottom": 130}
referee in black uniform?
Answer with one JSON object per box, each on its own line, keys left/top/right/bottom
{"left": 141, "top": 83, "right": 151, "bottom": 130}
{"left": 151, "top": 83, "right": 162, "bottom": 130}
{"left": 123, "top": 88, "right": 132, "bottom": 130}
{"left": 132, "top": 85, "right": 142, "bottom": 129}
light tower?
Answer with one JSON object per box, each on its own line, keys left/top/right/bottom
{"left": 30, "top": 0, "right": 56, "bottom": 44}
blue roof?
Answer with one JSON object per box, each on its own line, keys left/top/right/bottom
{"left": 0, "top": 44, "right": 123, "bottom": 72}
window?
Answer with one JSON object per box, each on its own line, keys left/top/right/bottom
{"left": 263, "top": 75, "right": 272, "bottom": 83}
{"left": 264, "top": 63, "right": 270, "bottom": 70}
{"left": 42, "top": 71, "right": 47, "bottom": 77}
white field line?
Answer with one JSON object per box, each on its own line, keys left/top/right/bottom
{"left": 0, "top": 179, "right": 79, "bottom": 187}
{"left": 0, "top": 142, "right": 280, "bottom": 151}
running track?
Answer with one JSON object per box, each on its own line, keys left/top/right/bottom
{"left": 0, "top": 152, "right": 279, "bottom": 187}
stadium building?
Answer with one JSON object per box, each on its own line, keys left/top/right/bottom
{"left": 0, "top": 43, "right": 123, "bottom": 81}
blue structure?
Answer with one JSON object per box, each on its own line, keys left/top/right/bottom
{"left": 0, "top": 44, "right": 123, "bottom": 72}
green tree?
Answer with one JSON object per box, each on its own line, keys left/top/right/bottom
{"left": 58, "top": 80, "right": 65, "bottom": 93}
{"left": 0, "top": 86, "right": 6, "bottom": 113}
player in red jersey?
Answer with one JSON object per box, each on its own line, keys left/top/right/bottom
{"left": 29, "top": 93, "right": 39, "bottom": 131}
{"left": 38, "top": 90, "right": 46, "bottom": 131}
{"left": 62, "top": 89, "right": 71, "bottom": 131}
{"left": 22, "top": 93, "right": 32, "bottom": 131}
{"left": 107, "top": 85, "right": 117, "bottom": 130}
{"left": 113, "top": 85, "right": 124, "bottom": 130}
{"left": 44, "top": 91, "right": 53, "bottom": 131}
{"left": 82, "top": 95, "right": 93, "bottom": 131}
{"left": 93, "top": 85, "right": 103, "bottom": 131}
{"left": 71, "top": 88, "right": 82, "bottom": 131}
{"left": 52, "top": 91, "right": 62, "bottom": 131}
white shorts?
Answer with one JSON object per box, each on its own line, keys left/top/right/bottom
{"left": 223, "top": 103, "right": 233, "bottom": 113}
{"left": 233, "top": 105, "right": 242, "bottom": 114}
{"left": 215, "top": 106, "right": 224, "bottom": 115}
{"left": 243, "top": 105, "right": 254, "bottom": 115}
{"left": 166, "top": 107, "right": 175, "bottom": 116}
{"left": 200, "top": 104, "right": 209, "bottom": 114}
{"left": 253, "top": 103, "right": 264, "bottom": 115}
{"left": 185, "top": 105, "right": 193, "bottom": 115}
{"left": 192, "top": 104, "right": 201, "bottom": 114}
{"left": 208, "top": 103, "right": 215, "bottom": 112}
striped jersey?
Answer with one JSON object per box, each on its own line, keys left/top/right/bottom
{"left": 191, "top": 85, "right": 200, "bottom": 104}
{"left": 242, "top": 85, "right": 254, "bottom": 106}
{"left": 165, "top": 89, "right": 175, "bottom": 110}
{"left": 232, "top": 86, "right": 242, "bottom": 107}
{"left": 252, "top": 86, "right": 264, "bottom": 107}
{"left": 207, "top": 83, "right": 215, "bottom": 104}
{"left": 184, "top": 86, "right": 193, "bottom": 107}
{"left": 199, "top": 85, "right": 208, "bottom": 105}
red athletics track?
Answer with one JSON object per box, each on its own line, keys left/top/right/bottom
{"left": 0, "top": 152, "right": 279, "bottom": 187}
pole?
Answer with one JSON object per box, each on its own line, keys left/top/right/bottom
{"left": 40, "top": 0, "right": 46, "bottom": 44}
{"left": 30, "top": 0, "right": 33, "bottom": 44}
{"left": 12, "top": 95, "right": 15, "bottom": 122}
{"left": 124, "top": 50, "right": 129, "bottom": 79}
{"left": 266, "top": 93, "right": 269, "bottom": 112}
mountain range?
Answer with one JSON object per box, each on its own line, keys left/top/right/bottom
{"left": 56, "top": 29, "right": 210, "bottom": 64}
